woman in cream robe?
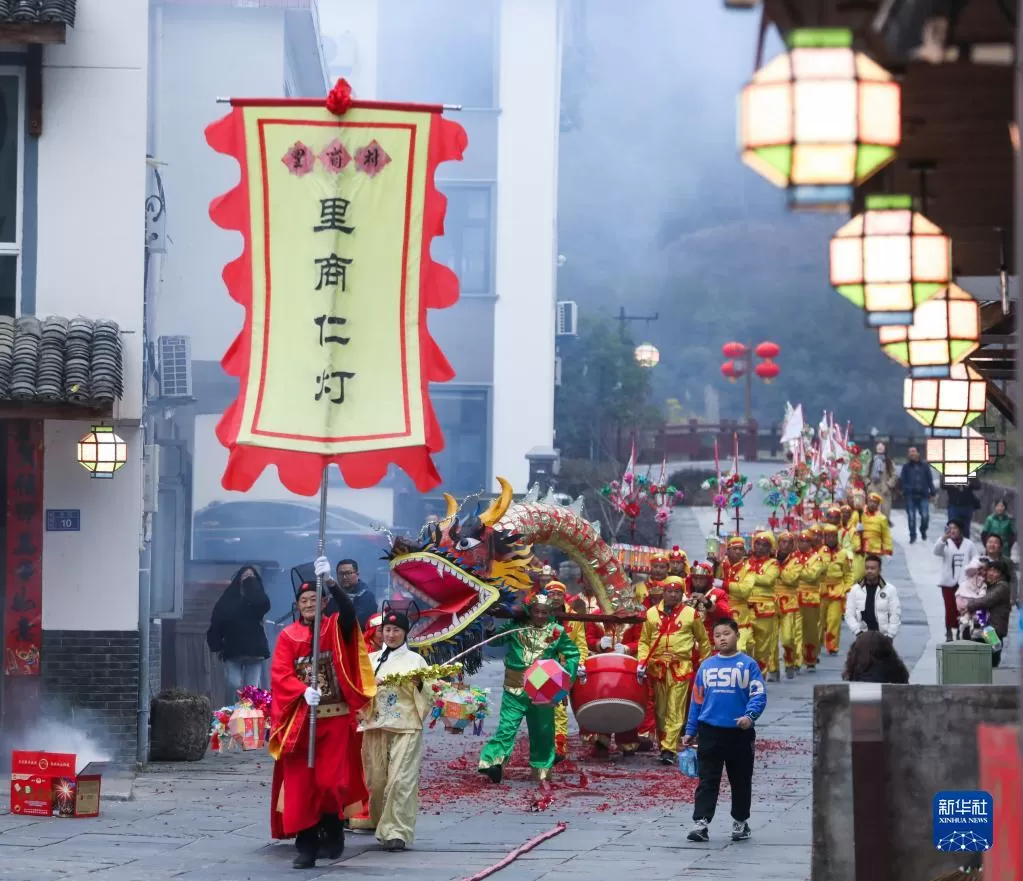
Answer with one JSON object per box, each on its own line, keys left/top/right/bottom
{"left": 361, "top": 609, "right": 430, "bottom": 852}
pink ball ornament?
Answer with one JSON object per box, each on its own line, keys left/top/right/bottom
{"left": 524, "top": 659, "right": 572, "bottom": 706}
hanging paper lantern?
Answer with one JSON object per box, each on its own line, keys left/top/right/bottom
{"left": 830, "top": 194, "right": 952, "bottom": 326}
{"left": 755, "top": 360, "right": 780, "bottom": 382}
{"left": 77, "top": 425, "right": 128, "bottom": 479}
{"left": 634, "top": 343, "right": 660, "bottom": 368}
{"left": 738, "top": 28, "right": 901, "bottom": 211}
{"left": 877, "top": 284, "right": 981, "bottom": 378}
{"left": 721, "top": 360, "right": 740, "bottom": 382}
{"left": 722, "top": 341, "right": 747, "bottom": 358}
{"left": 524, "top": 659, "right": 572, "bottom": 706}
{"left": 904, "top": 363, "right": 987, "bottom": 436}
{"left": 754, "top": 341, "right": 780, "bottom": 359}
{"left": 926, "top": 428, "right": 990, "bottom": 486}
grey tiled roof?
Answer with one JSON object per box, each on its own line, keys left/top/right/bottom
{"left": 0, "top": 1, "right": 76, "bottom": 26}
{"left": 0, "top": 315, "right": 123, "bottom": 406}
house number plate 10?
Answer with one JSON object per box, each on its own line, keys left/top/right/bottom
{"left": 45, "top": 510, "right": 81, "bottom": 532}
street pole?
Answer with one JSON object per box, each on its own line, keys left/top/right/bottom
{"left": 612, "top": 306, "right": 659, "bottom": 463}
{"left": 307, "top": 470, "right": 329, "bottom": 768}
{"left": 743, "top": 346, "right": 754, "bottom": 425}
{"left": 1014, "top": 4, "right": 1022, "bottom": 851}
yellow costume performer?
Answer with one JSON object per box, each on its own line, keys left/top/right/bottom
{"left": 847, "top": 493, "right": 892, "bottom": 581}
{"left": 795, "top": 531, "right": 825, "bottom": 670}
{"left": 774, "top": 532, "right": 803, "bottom": 678}
{"left": 546, "top": 582, "right": 588, "bottom": 760}
{"left": 667, "top": 545, "right": 691, "bottom": 578}
{"left": 637, "top": 576, "right": 710, "bottom": 763}
{"left": 742, "top": 532, "right": 780, "bottom": 676}
{"left": 719, "top": 537, "right": 753, "bottom": 654}
{"left": 817, "top": 524, "right": 855, "bottom": 656}
{"left": 362, "top": 610, "right": 431, "bottom": 851}
{"left": 858, "top": 494, "right": 893, "bottom": 556}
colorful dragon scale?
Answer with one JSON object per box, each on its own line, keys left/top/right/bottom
{"left": 387, "top": 478, "right": 628, "bottom": 672}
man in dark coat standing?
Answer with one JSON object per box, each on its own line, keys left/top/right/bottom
{"left": 899, "top": 446, "right": 935, "bottom": 543}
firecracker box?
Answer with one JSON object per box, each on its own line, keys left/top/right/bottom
{"left": 10, "top": 751, "right": 105, "bottom": 818}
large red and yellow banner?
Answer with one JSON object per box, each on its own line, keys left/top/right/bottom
{"left": 206, "top": 88, "right": 466, "bottom": 494}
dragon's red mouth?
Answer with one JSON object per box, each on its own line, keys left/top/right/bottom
{"left": 390, "top": 552, "right": 500, "bottom": 646}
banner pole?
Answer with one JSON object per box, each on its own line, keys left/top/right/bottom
{"left": 307, "top": 469, "right": 329, "bottom": 769}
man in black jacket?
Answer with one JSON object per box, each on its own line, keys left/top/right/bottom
{"left": 899, "top": 447, "right": 935, "bottom": 543}
{"left": 325, "top": 558, "right": 378, "bottom": 628}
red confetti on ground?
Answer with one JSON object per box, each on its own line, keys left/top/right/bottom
{"left": 418, "top": 734, "right": 804, "bottom": 816}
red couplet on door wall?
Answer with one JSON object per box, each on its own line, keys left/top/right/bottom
{"left": 4, "top": 421, "right": 43, "bottom": 677}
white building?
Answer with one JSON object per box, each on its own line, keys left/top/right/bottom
{"left": 0, "top": 0, "right": 148, "bottom": 761}
{"left": 320, "top": 0, "right": 564, "bottom": 515}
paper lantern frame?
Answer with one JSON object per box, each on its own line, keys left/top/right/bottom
{"left": 877, "top": 283, "right": 980, "bottom": 377}
{"left": 77, "top": 425, "right": 128, "bottom": 479}
{"left": 830, "top": 194, "right": 952, "bottom": 327}
{"left": 904, "top": 364, "right": 987, "bottom": 437}
{"left": 634, "top": 343, "right": 660, "bottom": 368}
{"left": 739, "top": 28, "right": 901, "bottom": 211}
{"left": 926, "top": 428, "right": 990, "bottom": 486}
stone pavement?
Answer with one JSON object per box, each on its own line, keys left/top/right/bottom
{"left": 0, "top": 502, "right": 1005, "bottom": 881}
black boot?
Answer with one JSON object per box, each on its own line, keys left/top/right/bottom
{"left": 317, "top": 813, "right": 345, "bottom": 861}
{"left": 293, "top": 827, "right": 319, "bottom": 870}
{"left": 479, "top": 764, "right": 503, "bottom": 784}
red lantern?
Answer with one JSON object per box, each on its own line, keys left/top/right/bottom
{"left": 721, "top": 361, "right": 740, "bottom": 382}
{"left": 722, "top": 341, "right": 747, "bottom": 358}
{"left": 755, "top": 341, "right": 780, "bottom": 359}
{"left": 755, "top": 359, "right": 780, "bottom": 383}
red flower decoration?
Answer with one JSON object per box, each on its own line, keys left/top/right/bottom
{"left": 326, "top": 78, "right": 354, "bottom": 116}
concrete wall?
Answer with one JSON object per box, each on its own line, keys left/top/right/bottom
{"left": 813, "top": 684, "right": 1018, "bottom": 881}
{"left": 492, "top": 0, "right": 561, "bottom": 490}
{"left": 42, "top": 421, "right": 144, "bottom": 631}
{"left": 36, "top": 0, "right": 148, "bottom": 422}
{"left": 33, "top": 0, "right": 147, "bottom": 636}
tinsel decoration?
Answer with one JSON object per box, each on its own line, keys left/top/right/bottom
{"left": 378, "top": 662, "right": 463, "bottom": 687}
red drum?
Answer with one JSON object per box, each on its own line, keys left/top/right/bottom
{"left": 569, "top": 653, "right": 648, "bottom": 734}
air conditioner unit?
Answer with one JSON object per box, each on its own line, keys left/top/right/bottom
{"left": 556, "top": 301, "right": 578, "bottom": 337}
{"left": 158, "top": 335, "right": 193, "bottom": 400}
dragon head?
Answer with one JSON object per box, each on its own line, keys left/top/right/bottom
{"left": 386, "top": 478, "right": 531, "bottom": 667}
{"left": 385, "top": 478, "right": 631, "bottom": 670}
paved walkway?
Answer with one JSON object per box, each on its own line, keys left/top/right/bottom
{"left": 0, "top": 504, "right": 1013, "bottom": 881}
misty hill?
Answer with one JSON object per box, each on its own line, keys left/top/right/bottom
{"left": 555, "top": 1, "right": 917, "bottom": 433}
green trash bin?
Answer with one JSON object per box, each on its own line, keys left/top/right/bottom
{"left": 936, "top": 640, "right": 993, "bottom": 685}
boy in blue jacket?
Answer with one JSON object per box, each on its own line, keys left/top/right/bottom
{"left": 682, "top": 617, "right": 767, "bottom": 843}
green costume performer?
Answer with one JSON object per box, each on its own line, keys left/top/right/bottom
{"left": 478, "top": 595, "right": 581, "bottom": 783}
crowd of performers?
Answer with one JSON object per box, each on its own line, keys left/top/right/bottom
{"left": 264, "top": 489, "right": 893, "bottom": 867}
{"left": 475, "top": 489, "right": 894, "bottom": 777}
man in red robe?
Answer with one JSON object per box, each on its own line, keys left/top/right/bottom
{"left": 269, "top": 556, "right": 376, "bottom": 869}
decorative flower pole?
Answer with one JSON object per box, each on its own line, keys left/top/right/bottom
{"left": 600, "top": 442, "right": 682, "bottom": 546}
{"left": 702, "top": 434, "right": 752, "bottom": 537}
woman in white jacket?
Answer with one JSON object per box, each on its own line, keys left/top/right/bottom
{"left": 845, "top": 553, "right": 902, "bottom": 640}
